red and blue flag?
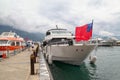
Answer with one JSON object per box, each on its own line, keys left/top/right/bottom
{"left": 75, "top": 22, "right": 93, "bottom": 42}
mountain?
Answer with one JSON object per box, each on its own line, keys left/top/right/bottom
{"left": 0, "top": 25, "right": 44, "bottom": 41}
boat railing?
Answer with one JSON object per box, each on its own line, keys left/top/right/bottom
{"left": 48, "top": 41, "right": 69, "bottom": 45}
{"left": 47, "top": 39, "right": 73, "bottom": 46}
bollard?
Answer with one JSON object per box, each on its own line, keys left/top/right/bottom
{"left": 36, "top": 44, "right": 39, "bottom": 57}
{"left": 35, "top": 50, "right": 38, "bottom": 57}
{"left": 33, "top": 51, "right": 36, "bottom": 63}
{"left": 30, "top": 54, "right": 35, "bottom": 75}
{"left": 36, "top": 46, "right": 38, "bottom": 54}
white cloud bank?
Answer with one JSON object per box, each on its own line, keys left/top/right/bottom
{"left": 0, "top": 0, "right": 120, "bottom": 35}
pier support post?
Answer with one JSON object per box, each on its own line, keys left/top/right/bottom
{"left": 30, "top": 54, "right": 35, "bottom": 75}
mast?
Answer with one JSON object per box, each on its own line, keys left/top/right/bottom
{"left": 56, "top": 25, "right": 58, "bottom": 29}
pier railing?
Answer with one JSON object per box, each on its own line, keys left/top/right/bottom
{"left": 0, "top": 47, "right": 27, "bottom": 61}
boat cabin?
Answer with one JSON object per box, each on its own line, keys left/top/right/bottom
{"left": 43, "top": 29, "right": 74, "bottom": 46}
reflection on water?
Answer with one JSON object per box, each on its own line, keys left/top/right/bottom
{"left": 49, "top": 61, "right": 98, "bottom": 80}
{"left": 88, "top": 63, "right": 98, "bottom": 80}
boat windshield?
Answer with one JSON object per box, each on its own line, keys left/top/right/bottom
{"left": 51, "top": 30, "right": 71, "bottom": 35}
{"left": 0, "top": 40, "right": 8, "bottom": 44}
{"left": 1, "top": 32, "right": 15, "bottom": 37}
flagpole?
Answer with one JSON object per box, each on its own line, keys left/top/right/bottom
{"left": 92, "top": 19, "right": 94, "bottom": 25}
{"left": 90, "top": 19, "right": 94, "bottom": 40}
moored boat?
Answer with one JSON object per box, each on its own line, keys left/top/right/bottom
{"left": 42, "top": 28, "right": 95, "bottom": 65}
{"left": 0, "top": 31, "right": 26, "bottom": 56}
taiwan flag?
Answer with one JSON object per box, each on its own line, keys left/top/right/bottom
{"left": 75, "top": 22, "right": 93, "bottom": 42}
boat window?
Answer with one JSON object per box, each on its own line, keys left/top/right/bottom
{"left": 9, "top": 32, "right": 15, "bottom": 36}
{"left": 51, "top": 30, "right": 71, "bottom": 35}
{"left": 46, "top": 32, "right": 51, "bottom": 36}
{"left": 8, "top": 41, "right": 15, "bottom": 46}
{"left": 2, "top": 32, "right": 14, "bottom": 36}
{"left": 11, "top": 42, "right": 15, "bottom": 46}
{"left": 16, "top": 42, "right": 20, "bottom": 46}
{"left": 0, "top": 40, "right": 8, "bottom": 44}
{"left": 14, "top": 34, "right": 17, "bottom": 38}
{"left": 2, "top": 32, "right": 9, "bottom": 36}
{"left": 21, "top": 42, "right": 26, "bottom": 46}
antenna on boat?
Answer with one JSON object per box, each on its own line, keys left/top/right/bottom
{"left": 56, "top": 25, "right": 58, "bottom": 29}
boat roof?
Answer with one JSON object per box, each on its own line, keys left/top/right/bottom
{"left": 0, "top": 31, "right": 24, "bottom": 41}
{"left": 1, "top": 31, "right": 17, "bottom": 37}
{"left": 0, "top": 37, "right": 24, "bottom": 41}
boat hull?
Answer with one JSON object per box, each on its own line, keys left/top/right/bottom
{"left": 44, "top": 44, "right": 95, "bottom": 65}
{"left": 0, "top": 46, "right": 23, "bottom": 51}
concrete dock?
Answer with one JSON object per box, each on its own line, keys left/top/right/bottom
{"left": 0, "top": 47, "right": 39, "bottom": 80}
{"left": 40, "top": 51, "right": 53, "bottom": 80}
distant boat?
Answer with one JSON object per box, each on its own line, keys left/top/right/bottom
{"left": 91, "top": 37, "right": 118, "bottom": 46}
{"left": 42, "top": 28, "right": 95, "bottom": 65}
{"left": 99, "top": 37, "right": 118, "bottom": 46}
{"left": 116, "top": 40, "right": 120, "bottom": 46}
{"left": 0, "top": 31, "right": 26, "bottom": 52}
{"left": 100, "top": 40, "right": 113, "bottom": 46}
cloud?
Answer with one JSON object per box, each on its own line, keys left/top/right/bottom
{"left": 0, "top": 0, "right": 120, "bottom": 36}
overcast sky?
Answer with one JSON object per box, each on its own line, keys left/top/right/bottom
{"left": 0, "top": 0, "right": 120, "bottom": 36}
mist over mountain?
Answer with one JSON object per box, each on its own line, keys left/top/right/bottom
{"left": 0, "top": 25, "right": 44, "bottom": 41}
{"left": 0, "top": 25, "right": 119, "bottom": 42}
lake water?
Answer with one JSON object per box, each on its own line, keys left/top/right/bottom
{"left": 49, "top": 46, "right": 120, "bottom": 80}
